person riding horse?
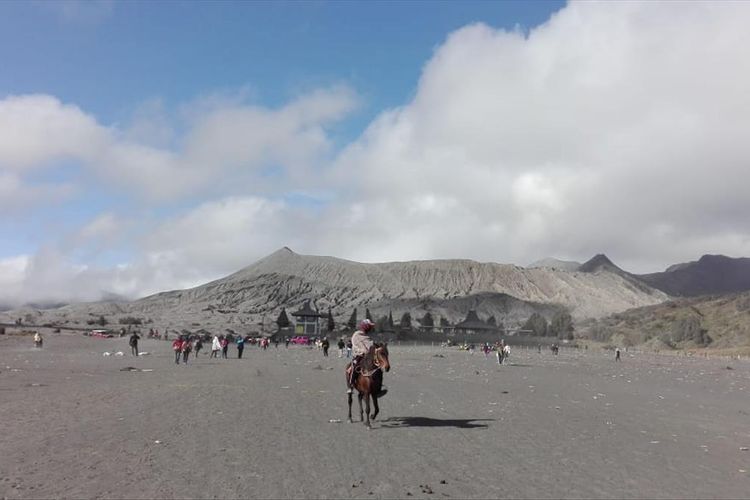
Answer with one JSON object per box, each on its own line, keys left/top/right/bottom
{"left": 348, "top": 319, "right": 375, "bottom": 393}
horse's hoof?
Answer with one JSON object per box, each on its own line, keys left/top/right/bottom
{"left": 347, "top": 418, "right": 353, "bottom": 423}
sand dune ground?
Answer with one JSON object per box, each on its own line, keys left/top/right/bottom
{"left": 1, "top": 333, "right": 749, "bottom": 499}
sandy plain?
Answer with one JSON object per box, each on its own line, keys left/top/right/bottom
{"left": 1, "top": 332, "right": 749, "bottom": 499}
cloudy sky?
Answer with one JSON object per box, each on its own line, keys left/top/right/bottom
{"left": 2, "top": 0, "right": 750, "bottom": 306}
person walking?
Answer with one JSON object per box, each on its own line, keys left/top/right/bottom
{"left": 221, "top": 335, "right": 229, "bottom": 359}
{"left": 194, "top": 337, "right": 203, "bottom": 357}
{"left": 236, "top": 335, "right": 245, "bottom": 359}
{"left": 129, "top": 332, "right": 140, "bottom": 356}
{"left": 181, "top": 337, "right": 192, "bottom": 364}
{"left": 172, "top": 337, "right": 183, "bottom": 364}
{"left": 33, "top": 332, "right": 43, "bottom": 348}
{"left": 345, "top": 340, "right": 352, "bottom": 358}
{"left": 615, "top": 347, "right": 621, "bottom": 362}
{"left": 210, "top": 335, "right": 221, "bottom": 359}
{"left": 321, "top": 337, "right": 330, "bottom": 357}
{"left": 337, "top": 338, "right": 345, "bottom": 358}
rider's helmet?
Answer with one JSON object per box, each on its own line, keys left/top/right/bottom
{"left": 359, "top": 319, "right": 375, "bottom": 333}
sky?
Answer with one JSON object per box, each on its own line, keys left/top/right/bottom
{"left": 2, "top": 0, "right": 750, "bottom": 306}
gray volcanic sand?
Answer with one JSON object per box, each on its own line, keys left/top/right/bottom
{"left": 1, "top": 333, "right": 749, "bottom": 499}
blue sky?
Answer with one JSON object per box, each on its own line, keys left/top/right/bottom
{"left": 0, "top": 1, "right": 561, "bottom": 127}
{"left": 2, "top": 0, "right": 750, "bottom": 305}
{"left": 0, "top": 0, "right": 562, "bottom": 258}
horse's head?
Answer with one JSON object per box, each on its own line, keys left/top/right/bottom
{"left": 373, "top": 342, "right": 390, "bottom": 372}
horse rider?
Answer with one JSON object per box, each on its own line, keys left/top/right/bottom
{"left": 348, "top": 319, "right": 375, "bottom": 393}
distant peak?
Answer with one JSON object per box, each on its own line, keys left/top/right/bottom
{"left": 527, "top": 257, "right": 582, "bottom": 271}
{"left": 698, "top": 254, "right": 729, "bottom": 263}
{"left": 280, "top": 246, "right": 295, "bottom": 254}
{"left": 579, "top": 254, "right": 619, "bottom": 273}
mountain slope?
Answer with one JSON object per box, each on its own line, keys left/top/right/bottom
{"left": 129, "top": 248, "right": 667, "bottom": 320}
{"left": 527, "top": 258, "right": 582, "bottom": 271}
{"left": 580, "top": 291, "right": 750, "bottom": 352}
{"left": 639, "top": 255, "right": 750, "bottom": 297}
{"left": 0, "top": 248, "right": 669, "bottom": 330}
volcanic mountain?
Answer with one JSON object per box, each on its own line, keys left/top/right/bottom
{"left": 5, "top": 247, "right": 671, "bottom": 332}
{"left": 638, "top": 254, "right": 750, "bottom": 297}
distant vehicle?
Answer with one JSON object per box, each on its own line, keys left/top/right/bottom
{"left": 290, "top": 335, "right": 310, "bottom": 345}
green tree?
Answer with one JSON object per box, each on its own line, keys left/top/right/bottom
{"left": 327, "top": 308, "right": 335, "bottom": 333}
{"left": 400, "top": 312, "right": 412, "bottom": 330}
{"left": 365, "top": 308, "right": 373, "bottom": 321}
{"left": 388, "top": 310, "right": 394, "bottom": 328}
{"left": 276, "top": 308, "right": 290, "bottom": 329}
{"left": 523, "top": 313, "right": 548, "bottom": 337}
{"left": 439, "top": 317, "right": 451, "bottom": 327}
{"left": 550, "top": 312, "right": 574, "bottom": 340}
{"left": 347, "top": 308, "right": 358, "bottom": 330}
{"left": 97, "top": 315, "right": 108, "bottom": 327}
{"left": 487, "top": 315, "right": 497, "bottom": 327}
{"left": 376, "top": 315, "right": 389, "bottom": 333}
{"left": 420, "top": 312, "right": 434, "bottom": 328}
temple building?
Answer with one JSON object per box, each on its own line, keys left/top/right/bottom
{"left": 291, "top": 300, "right": 324, "bottom": 336}
{"left": 453, "top": 310, "right": 497, "bottom": 335}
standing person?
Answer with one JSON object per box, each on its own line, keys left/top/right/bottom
{"left": 285, "top": 337, "right": 290, "bottom": 348}
{"left": 615, "top": 347, "right": 621, "bottom": 362}
{"left": 221, "top": 335, "right": 229, "bottom": 359}
{"left": 236, "top": 335, "right": 245, "bottom": 359}
{"left": 181, "top": 337, "right": 192, "bottom": 364}
{"left": 322, "top": 337, "right": 330, "bottom": 357}
{"left": 337, "top": 338, "right": 345, "bottom": 358}
{"left": 172, "top": 337, "right": 183, "bottom": 364}
{"left": 345, "top": 340, "right": 353, "bottom": 358}
{"left": 194, "top": 337, "right": 203, "bottom": 357}
{"left": 348, "top": 319, "right": 375, "bottom": 391}
{"left": 129, "top": 332, "right": 140, "bottom": 356}
{"left": 33, "top": 332, "right": 43, "bottom": 348}
{"left": 211, "top": 335, "right": 221, "bottom": 359}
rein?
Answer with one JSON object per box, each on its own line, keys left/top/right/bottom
{"left": 358, "top": 349, "right": 385, "bottom": 378}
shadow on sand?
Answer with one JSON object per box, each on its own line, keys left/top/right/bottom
{"left": 381, "top": 417, "right": 492, "bottom": 429}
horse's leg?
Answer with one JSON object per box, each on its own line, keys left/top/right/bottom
{"left": 347, "top": 391, "right": 353, "bottom": 423}
{"left": 364, "top": 392, "right": 371, "bottom": 428}
{"left": 371, "top": 394, "right": 380, "bottom": 421}
{"left": 357, "top": 392, "right": 364, "bottom": 422}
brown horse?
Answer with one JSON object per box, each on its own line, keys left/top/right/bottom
{"left": 346, "top": 343, "right": 390, "bottom": 427}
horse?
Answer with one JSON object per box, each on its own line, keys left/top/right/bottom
{"left": 345, "top": 343, "right": 390, "bottom": 427}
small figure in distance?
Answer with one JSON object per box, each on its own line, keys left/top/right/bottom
{"left": 172, "top": 336, "right": 183, "bottom": 364}
{"left": 322, "top": 337, "right": 330, "bottom": 357}
{"left": 33, "top": 332, "right": 43, "bottom": 348}
{"left": 194, "top": 336, "right": 203, "bottom": 357}
{"left": 181, "top": 336, "right": 192, "bottom": 364}
{"left": 236, "top": 334, "right": 245, "bottom": 359}
{"left": 615, "top": 347, "right": 621, "bottom": 362}
{"left": 129, "top": 331, "right": 140, "bottom": 356}
{"left": 337, "top": 337, "right": 345, "bottom": 358}
{"left": 210, "top": 334, "right": 221, "bottom": 359}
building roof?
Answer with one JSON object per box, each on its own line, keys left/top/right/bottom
{"left": 454, "top": 310, "right": 496, "bottom": 330}
{"left": 291, "top": 299, "right": 324, "bottom": 318}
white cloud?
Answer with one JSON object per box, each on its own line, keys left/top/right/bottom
{"left": 5, "top": 2, "right": 750, "bottom": 305}
{"left": 323, "top": 1, "right": 750, "bottom": 271}
{"left": 0, "top": 85, "right": 358, "bottom": 202}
